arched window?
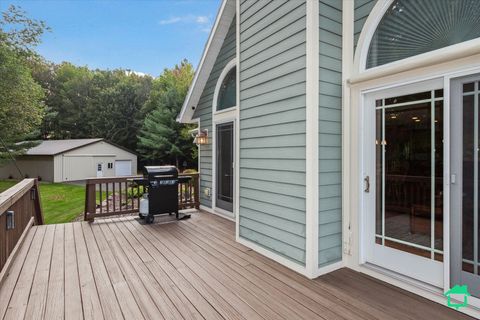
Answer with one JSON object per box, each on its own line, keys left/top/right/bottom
{"left": 367, "top": 0, "right": 480, "bottom": 69}
{"left": 215, "top": 65, "right": 236, "bottom": 111}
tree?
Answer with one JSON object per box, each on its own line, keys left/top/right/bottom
{"left": 0, "top": 5, "right": 50, "bottom": 57}
{"left": 137, "top": 60, "right": 196, "bottom": 167}
{"left": 0, "top": 5, "right": 47, "bottom": 162}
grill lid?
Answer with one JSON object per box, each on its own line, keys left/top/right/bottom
{"left": 143, "top": 166, "right": 178, "bottom": 179}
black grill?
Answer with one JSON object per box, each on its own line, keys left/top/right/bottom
{"left": 134, "top": 166, "right": 191, "bottom": 224}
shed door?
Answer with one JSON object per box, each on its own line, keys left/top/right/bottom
{"left": 115, "top": 160, "right": 132, "bottom": 176}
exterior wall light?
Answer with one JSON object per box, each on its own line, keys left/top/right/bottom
{"left": 193, "top": 129, "right": 209, "bottom": 145}
{"left": 6, "top": 210, "right": 15, "bottom": 230}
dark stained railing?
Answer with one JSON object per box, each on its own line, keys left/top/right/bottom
{"left": 0, "top": 179, "right": 44, "bottom": 274}
{"left": 84, "top": 173, "right": 200, "bottom": 221}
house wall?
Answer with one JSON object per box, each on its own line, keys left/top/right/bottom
{"left": 193, "top": 19, "right": 236, "bottom": 208}
{"left": 318, "top": 0, "right": 343, "bottom": 268}
{"left": 238, "top": 0, "right": 307, "bottom": 266}
{"left": 354, "top": 0, "right": 377, "bottom": 50}
{"left": 0, "top": 156, "right": 54, "bottom": 182}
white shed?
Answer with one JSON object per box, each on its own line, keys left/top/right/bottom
{"left": 0, "top": 139, "right": 138, "bottom": 182}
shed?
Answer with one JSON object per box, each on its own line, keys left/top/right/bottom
{"left": 0, "top": 139, "right": 137, "bottom": 182}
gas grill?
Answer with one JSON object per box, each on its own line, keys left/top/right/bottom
{"left": 133, "top": 166, "right": 191, "bottom": 224}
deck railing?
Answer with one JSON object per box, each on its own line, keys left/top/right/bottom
{"left": 0, "top": 179, "right": 44, "bottom": 274}
{"left": 84, "top": 173, "right": 200, "bottom": 221}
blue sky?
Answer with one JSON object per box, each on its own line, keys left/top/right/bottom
{"left": 0, "top": 0, "right": 221, "bottom": 76}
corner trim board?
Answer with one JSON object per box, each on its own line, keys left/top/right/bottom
{"left": 305, "top": 0, "right": 320, "bottom": 277}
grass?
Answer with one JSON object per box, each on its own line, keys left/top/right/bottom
{"left": 0, "top": 180, "right": 104, "bottom": 225}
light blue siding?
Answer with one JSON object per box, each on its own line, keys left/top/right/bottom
{"left": 318, "top": 0, "right": 342, "bottom": 267}
{"left": 193, "top": 19, "right": 236, "bottom": 208}
{"left": 354, "top": 0, "right": 377, "bottom": 51}
{"left": 239, "top": 0, "right": 307, "bottom": 266}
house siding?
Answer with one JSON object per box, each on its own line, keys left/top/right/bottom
{"left": 354, "top": 0, "right": 377, "bottom": 51}
{"left": 192, "top": 19, "right": 236, "bottom": 208}
{"left": 318, "top": 0, "right": 343, "bottom": 268}
{"left": 239, "top": 0, "right": 307, "bottom": 266}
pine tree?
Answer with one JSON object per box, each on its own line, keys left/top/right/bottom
{"left": 137, "top": 61, "right": 196, "bottom": 167}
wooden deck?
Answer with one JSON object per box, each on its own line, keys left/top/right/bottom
{"left": 0, "top": 211, "right": 472, "bottom": 320}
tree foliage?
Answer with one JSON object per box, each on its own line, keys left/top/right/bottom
{"left": 0, "top": 5, "right": 198, "bottom": 168}
{"left": 31, "top": 62, "right": 152, "bottom": 152}
{"left": 0, "top": 5, "right": 46, "bottom": 162}
{"left": 138, "top": 60, "right": 196, "bottom": 167}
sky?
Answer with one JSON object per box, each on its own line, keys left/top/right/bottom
{"left": 0, "top": 0, "right": 221, "bottom": 76}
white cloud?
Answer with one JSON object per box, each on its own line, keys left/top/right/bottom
{"left": 158, "top": 17, "right": 183, "bottom": 25}
{"left": 195, "top": 16, "right": 209, "bottom": 24}
{"left": 159, "top": 15, "right": 211, "bottom": 29}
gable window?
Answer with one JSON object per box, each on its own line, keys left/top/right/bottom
{"left": 214, "top": 60, "right": 237, "bottom": 112}
{"left": 367, "top": 0, "right": 480, "bottom": 69}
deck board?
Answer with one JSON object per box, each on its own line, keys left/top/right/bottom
{"left": 0, "top": 211, "right": 474, "bottom": 320}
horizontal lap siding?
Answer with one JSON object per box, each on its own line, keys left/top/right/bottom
{"left": 239, "top": 0, "right": 307, "bottom": 266}
{"left": 354, "top": 0, "right": 377, "bottom": 51}
{"left": 193, "top": 19, "right": 236, "bottom": 208}
{"left": 318, "top": 0, "right": 342, "bottom": 267}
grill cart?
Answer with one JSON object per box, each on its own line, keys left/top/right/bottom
{"left": 133, "top": 166, "right": 191, "bottom": 224}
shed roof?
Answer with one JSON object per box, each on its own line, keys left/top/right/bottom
{"left": 24, "top": 139, "right": 104, "bottom": 155}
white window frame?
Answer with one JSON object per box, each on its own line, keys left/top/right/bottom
{"left": 212, "top": 58, "right": 237, "bottom": 219}
{"left": 213, "top": 59, "right": 237, "bottom": 114}
{"left": 352, "top": 0, "right": 480, "bottom": 82}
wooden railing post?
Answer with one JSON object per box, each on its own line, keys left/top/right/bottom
{"left": 85, "top": 181, "right": 96, "bottom": 221}
{"left": 193, "top": 174, "right": 200, "bottom": 209}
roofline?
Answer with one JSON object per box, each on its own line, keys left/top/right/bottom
{"left": 21, "top": 139, "right": 137, "bottom": 156}
{"left": 51, "top": 139, "right": 103, "bottom": 155}
{"left": 177, "top": 0, "right": 235, "bottom": 124}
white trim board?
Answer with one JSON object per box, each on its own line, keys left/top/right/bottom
{"left": 305, "top": 0, "right": 320, "bottom": 278}
{"left": 178, "top": 0, "right": 236, "bottom": 123}
{"left": 200, "top": 205, "right": 235, "bottom": 222}
{"left": 235, "top": 0, "right": 241, "bottom": 243}
{"left": 237, "top": 236, "right": 308, "bottom": 277}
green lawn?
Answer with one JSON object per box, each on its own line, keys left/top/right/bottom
{"left": 0, "top": 180, "right": 88, "bottom": 224}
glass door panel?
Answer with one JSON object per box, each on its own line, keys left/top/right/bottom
{"left": 364, "top": 79, "right": 444, "bottom": 287}
{"left": 216, "top": 122, "right": 234, "bottom": 212}
{"left": 375, "top": 91, "right": 444, "bottom": 260}
{"left": 451, "top": 76, "right": 480, "bottom": 298}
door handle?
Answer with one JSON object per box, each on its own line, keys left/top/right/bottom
{"left": 364, "top": 176, "right": 370, "bottom": 193}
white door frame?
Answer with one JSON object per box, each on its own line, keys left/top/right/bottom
{"left": 347, "top": 58, "right": 480, "bottom": 313}
{"left": 212, "top": 110, "right": 237, "bottom": 219}
{"left": 211, "top": 59, "right": 237, "bottom": 219}
{"left": 362, "top": 78, "right": 444, "bottom": 288}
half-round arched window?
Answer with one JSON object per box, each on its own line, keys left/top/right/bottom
{"left": 215, "top": 65, "right": 236, "bottom": 111}
{"left": 367, "top": 0, "right": 480, "bottom": 69}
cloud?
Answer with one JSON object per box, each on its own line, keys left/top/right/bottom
{"left": 195, "top": 16, "right": 209, "bottom": 24}
{"left": 158, "top": 17, "right": 183, "bottom": 25}
{"left": 159, "top": 15, "right": 210, "bottom": 26}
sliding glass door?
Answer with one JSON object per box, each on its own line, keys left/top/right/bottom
{"left": 451, "top": 75, "right": 480, "bottom": 298}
